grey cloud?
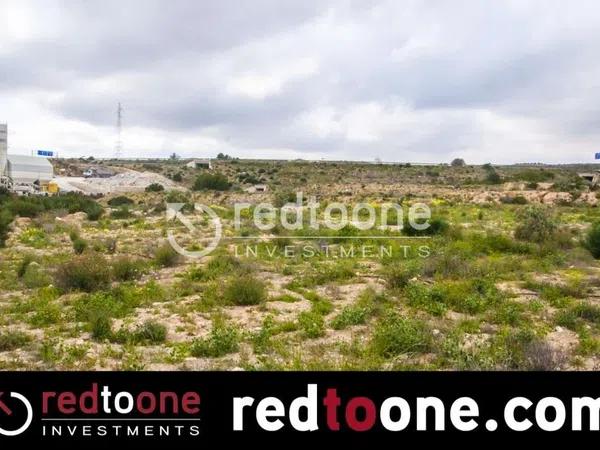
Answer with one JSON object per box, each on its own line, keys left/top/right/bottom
{"left": 2, "top": 0, "right": 600, "bottom": 162}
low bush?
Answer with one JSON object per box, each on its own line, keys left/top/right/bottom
{"left": 555, "top": 302, "right": 600, "bottom": 330}
{"left": 523, "top": 340, "right": 567, "bottom": 370}
{"left": 584, "top": 221, "right": 600, "bottom": 259}
{"left": 145, "top": 183, "right": 164, "bottom": 192}
{"left": 112, "top": 256, "right": 146, "bottom": 281}
{"left": 110, "top": 206, "right": 132, "bottom": 219}
{"left": 113, "top": 321, "right": 167, "bottom": 344}
{"left": 514, "top": 206, "right": 556, "bottom": 243}
{"left": 190, "top": 320, "right": 239, "bottom": 357}
{"left": 22, "top": 262, "right": 52, "bottom": 288}
{"left": 54, "top": 253, "right": 111, "bottom": 292}
{"left": 19, "top": 227, "right": 49, "bottom": 248}
{"left": 107, "top": 196, "right": 134, "bottom": 207}
{"left": 513, "top": 169, "right": 555, "bottom": 183}
{"left": 153, "top": 243, "right": 180, "bottom": 267}
{"left": 0, "top": 331, "right": 31, "bottom": 351}
{"left": 0, "top": 209, "right": 13, "bottom": 247}
{"left": 72, "top": 238, "right": 87, "bottom": 254}
{"left": 403, "top": 217, "right": 449, "bottom": 236}
{"left": 91, "top": 315, "right": 113, "bottom": 341}
{"left": 298, "top": 311, "right": 325, "bottom": 338}
{"left": 331, "top": 305, "right": 370, "bottom": 330}
{"left": 192, "top": 173, "right": 230, "bottom": 191}
{"left": 382, "top": 262, "right": 420, "bottom": 289}
{"left": 133, "top": 321, "right": 167, "bottom": 344}
{"left": 223, "top": 275, "right": 267, "bottom": 305}
{"left": 371, "top": 314, "right": 432, "bottom": 357}
{"left": 16, "top": 253, "right": 35, "bottom": 278}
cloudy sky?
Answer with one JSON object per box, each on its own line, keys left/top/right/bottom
{"left": 1, "top": 0, "right": 600, "bottom": 163}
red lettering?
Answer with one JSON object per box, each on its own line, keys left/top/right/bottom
{"left": 323, "top": 388, "right": 341, "bottom": 431}
{"left": 345, "top": 397, "right": 376, "bottom": 432}
{"left": 58, "top": 392, "right": 76, "bottom": 414}
{"left": 182, "top": 392, "right": 200, "bottom": 414}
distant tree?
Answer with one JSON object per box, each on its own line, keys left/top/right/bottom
{"left": 451, "top": 158, "right": 466, "bottom": 167}
{"left": 169, "top": 153, "right": 179, "bottom": 160}
{"left": 485, "top": 170, "right": 502, "bottom": 184}
{"left": 216, "top": 153, "right": 231, "bottom": 160}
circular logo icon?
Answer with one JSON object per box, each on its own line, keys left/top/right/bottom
{"left": 0, "top": 392, "right": 33, "bottom": 436}
{"left": 166, "top": 203, "right": 222, "bottom": 259}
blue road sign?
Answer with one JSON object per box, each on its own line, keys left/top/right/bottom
{"left": 595, "top": 152, "right": 600, "bottom": 160}
{"left": 36, "top": 150, "right": 54, "bottom": 157}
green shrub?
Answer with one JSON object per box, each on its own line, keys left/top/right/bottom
{"left": 110, "top": 206, "right": 132, "bottom": 219}
{"left": 331, "top": 305, "right": 371, "bottom": 330}
{"left": 83, "top": 202, "right": 104, "bottom": 220}
{"left": 153, "top": 243, "right": 180, "bottom": 267}
{"left": 298, "top": 311, "right": 325, "bottom": 338}
{"left": 107, "top": 196, "right": 134, "bottom": 207}
{"left": 372, "top": 314, "right": 432, "bottom": 357}
{"left": 19, "top": 227, "right": 49, "bottom": 248}
{"left": 114, "top": 320, "right": 167, "bottom": 344}
{"left": 223, "top": 275, "right": 267, "bottom": 305}
{"left": 514, "top": 169, "right": 555, "bottom": 183}
{"left": 206, "top": 254, "right": 242, "bottom": 277}
{"left": 54, "top": 253, "right": 111, "bottom": 292}
{"left": 16, "top": 253, "right": 35, "bottom": 278}
{"left": 485, "top": 170, "right": 502, "bottom": 184}
{"left": 0, "top": 331, "right": 31, "bottom": 351}
{"left": 72, "top": 238, "right": 87, "bottom": 254}
{"left": 403, "top": 217, "right": 449, "bottom": 236}
{"left": 514, "top": 206, "right": 556, "bottom": 243}
{"left": 190, "top": 320, "right": 239, "bottom": 357}
{"left": 91, "top": 315, "right": 113, "bottom": 341}
{"left": 308, "top": 261, "right": 356, "bottom": 286}
{"left": 74, "top": 286, "right": 150, "bottom": 323}
{"left": 192, "top": 173, "right": 230, "bottom": 191}
{"left": 145, "top": 183, "right": 164, "bottom": 192}
{"left": 585, "top": 222, "right": 600, "bottom": 259}
{"left": 252, "top": 316, "right": 276, "bottom": 354}
{"left": 0, "top": 209, "right": 13, "bottom": 247}
{"left": 22, "top": 262, "right": 52, "bottom": 289}
{"left": 172, "top": 172, "right": 183, "bottom": 182}
{"left": 135, "top": 321, "right": 167, "bottom": 343}
{"left": 330, "top": 289, "right": 381, "bottom": 329}
{"left": 382, "top": 262, "right": 420, "bottom": 289}
{"left": 112, "top": 256, "right": 146, "bottom": 281}
{"left": 555, "top": 302, "right": 600, "bottom": 330}
{"left": 405, "top": 283, "right": 447, "bottom": 316}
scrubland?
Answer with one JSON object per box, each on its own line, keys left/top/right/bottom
{"left": 1, "top": 160, "right": 600, "bottom": 371}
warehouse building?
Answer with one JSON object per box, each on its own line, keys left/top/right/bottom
{"left": 0, "top": 123, "right": 54, "bottom": 187}
{"left": 7, "top": 154, "right": 54, "bottom": 184}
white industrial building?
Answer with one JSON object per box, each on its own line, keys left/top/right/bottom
{"left": 186, "top": 158, "right": 212, "bottom": 169}
{"left": 0, "top": 124, "right": 54, "bottom": 189}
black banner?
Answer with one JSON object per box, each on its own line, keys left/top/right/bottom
{"left": 0, "top": 371, "right": 597, "bottom": 445}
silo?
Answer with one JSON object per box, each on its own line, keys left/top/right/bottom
{"left": 0, "top": 124, "right": 7, "bottom": 177}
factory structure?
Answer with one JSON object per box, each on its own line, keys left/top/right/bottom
{"left": 0, "top": 124, "right": 56, "bottom": 194}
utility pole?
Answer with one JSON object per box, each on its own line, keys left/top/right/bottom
{"left": 115, "top": 102, "right": 123, "bottom": 159}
